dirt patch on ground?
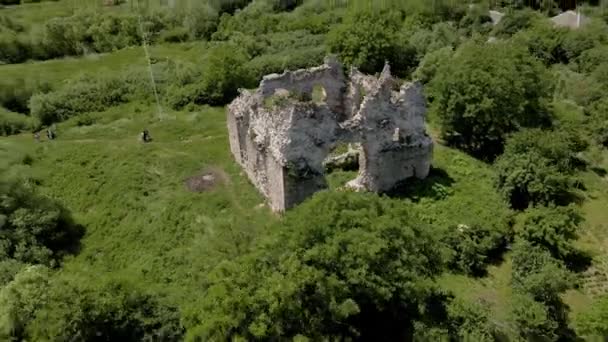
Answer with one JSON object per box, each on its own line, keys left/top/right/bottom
{"left": 184, "top": 167, "right": 229, "bottom": 192}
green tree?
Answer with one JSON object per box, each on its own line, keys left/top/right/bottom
{"left": 502, "top": 128, "right": 586, "bottom": 173}
{"left": 491, "top": 8, "right": 542, "bottom": 38}
{"left": 516, "top": 205, "right": 582, "bottom": 262}
{"left": 428, "top": 41, "right": 553, "bottom": 160}
{"left": 0, "top": 180, "right": 83, "bottom": 266}
{"left": 28, "top": 275, "right": 184, "bottom": 341}
{"left": 495, "top": 150, "right": 570, "bottom": 209}
{"left": 327, "top": 8, "right": 416, "bottom": 76}
{"left": 443, "top": 223, "right": 509, "bottom": 276}
{"left": 199, "top": 44, "right": 250, "bottom": 105}
{"left": 495, "top": 129, "right": 583, "bottom": 209}
{"left": 413, "top": 46, "right": 453, "bottom": 84}
{"left": 510, "top": 241, "right": 576, "bottom": 341}
{"left": 512, "top": 20, "right": 568, "bottom": 65}
{"left": 183, "top": 2, "right": 219, "bottom": 40}
{"left": 185, "top": 191, "right": 448, "bottom": 341}
{"left": 0, "top": 265, "right": 51, "bottom": 342}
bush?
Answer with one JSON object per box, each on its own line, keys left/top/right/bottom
{"left": 0, "top": 265, "right": 51, "bottom": 341}
{"left": 446, "top": 298, "right": 497, "bottom": 341}
{"left": 0, "top": 108, "right": 36, "bottom": 136}
{"left": 491, "top": 9, "right": 542, "bottom": 37}
{"left": 30, "top": 71, "right": 150, "bottom": 125}
{"left": 586, "top": 99, "right": 608, "bottom": 147}
{"left": 502, "top": 128, "right": 586, "bottom": 173}
{"left": 164, "top": 44, "right": 250, "bottom": 108}
{"left": 429, "top": 41, "right": 553, "bottom": 160}
{"left": 510, "top": 241, "right": 576, "bottom": 341}
{"left": 408, "top": 22, "right": 460, "bottom": 59}
{"left": 327, "top": 8, "right": 416, "bottom": 76}
{"left": 516, "top": 205, "right": 582, "bottom": 261}
{"left": 561, "top": 20, "right": 608, "bottom": 63}
{"left": 495, "top": 150, "right": 571, "bottom": 210}
{"left": 511, "top": 241, "right": 575, "bottom": 303}
{"left": 0, "top": 78, "right": 51, "bottom": 114}
{"left": 413, "top": 46, "right": 453, "bottom": 84}
{"left": 0, "top": 180, "right": 83, "bottom": 267}
{"left": 444, "top": 223, "right": 510, "bottom": 276}
{"left": 495, "top": 129, "right": 584, "bottom": 209}
{"left": 577, "top": 45, "right": 608, "bottom": 73}
{"left": 512, "top": 20, "right": 568, "bottom": 65}
{"left": 183, "top": 2, "right": 219, "bottom": 40}
{"left": 244, "top": 46, "right": 326, "bottom": 82}
{"left": 28, "top": 276, "right": 184, "bottom": 341}
{"left": 186, "top": 191, "right": 448, "bottom": 340}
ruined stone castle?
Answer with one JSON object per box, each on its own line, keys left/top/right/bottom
{"left": 227, "top": 56, "right": 433, "bottom": 212}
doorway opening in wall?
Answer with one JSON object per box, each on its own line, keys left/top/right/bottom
{"left": 323, "top": 142, "right": 361, "bottom": 189}
{"left": 312, "top": 84, "right": 328, "bottom": 105}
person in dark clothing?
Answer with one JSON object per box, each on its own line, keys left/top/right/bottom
{"left": 140, "top": 129, "right": 151, "bottom": 142}
{"left": 46, "top": 129, "right": 55, "bottom": 140}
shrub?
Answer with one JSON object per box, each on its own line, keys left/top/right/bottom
{"left": 495, "top": 128, "right": 584, "bottom": 209}
{"left": 561, "top": 20, "right": 608, "bottom": 63}
{"left": 510, "top": 241, "right": 576, "bottom": 341}
{"left": 491, "top": 9, "right": 542, "bottom": 37}
{"left": 444, "top": 223, "right": 510, "bottom": 276}
{"left": 0, "top": 78, "right": 51, "bottom": 114}
{"left": 244, "top": 47, "right": 326, "bottom": 82}
{"left": 512, "top": 20, "right": 568, "bottom": 65}
{"left": 327, "top": 8, "right": 416, "bottom": 76}
{"left": 0, "top": 108, "right": 36, "bottom": 136}
{"left": 0, "top": 180, "right": 83, "bottom": 266}
{"left": 186, "top": 191, "right": 448, "bottom": 340}
{"left": 28, "top": 276, "right": 184, "bottom": 341}
{"left": 30, "top": 71, "right": 150, "bottom": 125}
{"left": 495, "top": 151, "right": 570, "bottom": 210}
{"left": 502, "top": 128, "right": 586, "bottom": 173}
{"left": 511, "top": 241, "right": 575, "bottom": 302}
{"left": 408, "top": 22, "right": 460, "bottom": 59}
{"left": 0, "top": 265, "right": 51, "bottom": 341}
{"left": 183, "top": 2, "right": 219, "bottom": 40}
{"left": 199, "top": 44, "right": 250, "bottom": 103}
{"left": 458, "top": 5, "right": 493, "bottom": 36}
{"left": 429, "top": 41, "right": 553, "bottom": 160}
{"left": 516, "top": 205, "right": 582, "bottom": 261}
{"left": 577, "top": 45, "right": 608, "bottom": 74}
{"left": 446, "top": 298, "right": 497, "bottom": 341}
{"left": 413, "top": 46, "right": 453, "bottom": 84}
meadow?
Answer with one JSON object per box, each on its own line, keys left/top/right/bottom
{"left": 2, "top": 0, "right": 608, "bottom": 340}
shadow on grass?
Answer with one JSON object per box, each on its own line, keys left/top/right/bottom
{"left": 591, "top": 166, "right": 607, "bottom": 178}
{"left": 385, "top": 167, "right": 455, "bottom": 202}
{"left": 564, "top": 249, "right": 593, "bottom": 273}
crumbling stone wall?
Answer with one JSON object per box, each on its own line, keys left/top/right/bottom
{"left": 227, "top": 56, "right": 433, "bottom": 212}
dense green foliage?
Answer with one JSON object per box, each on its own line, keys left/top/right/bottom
{"left": 495, "top": 129, "right": 584, "bottom": 209}
{"left": 429, "top": 41, "right": 553, "bottom": 159}
{"left": 29, "top": 276, "right": 184, "bottom": 341}
{"left": 30, "top": 71, "right": 151, "bottom": 125}
{"left": 1, "top": 0, "right": 608, "bottom": 340}
{"left": 510, "top": 241, "right": 576, "bottom": 341}
{"left": 0, "top": 180, "right": 82, "bottom": 267}
{"left": 516, "top": 205, "right": 582, "bottom": 261}
{"left": 186, "top": 192, "right": 448, "bottom": 340}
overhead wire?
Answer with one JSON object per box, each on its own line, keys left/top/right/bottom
{"left": 134, "top": 0, "right": 165, "bottom": 120}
